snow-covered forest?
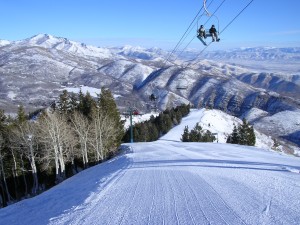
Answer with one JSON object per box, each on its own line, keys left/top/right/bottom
{"left": 0, "top": 108, "right": 299, "bottom": 225}
{"left": 0, "top": 88, "right": 193, "bottom": 208}
{"left": 0, "top": 88, "right": 125, "bottom": 207}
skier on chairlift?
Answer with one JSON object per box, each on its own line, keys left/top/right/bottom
{"left": 209, "top": 25, "right": 220, "bottom": 42}
{"left": 197, "top": 25, "right": 206, "bottom": 39}
{"left": 149, "top": 93, "right": 157, "bottom": 101}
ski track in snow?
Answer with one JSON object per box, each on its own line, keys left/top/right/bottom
{"left": 1, "top": 138, "right": 300, "bottom": 224}
{"left": 46, "top": 141, "right": 300, "bottom": 225}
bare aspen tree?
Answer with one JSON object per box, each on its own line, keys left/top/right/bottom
{"left": 10, "top": 148, "right": 20, "bottom": 199}
{"left": 70, "top": 111, "right": 91, "bottom": 168}
{"left": 10, "top": 122, "right": 39, "bottom": 195}
{"left": 37, "top": 111, "right": 71, "bottom": 183}
{"left": 91, "top": 108, "right": 106, "bottom": 162}
{"left": 103, "top": 117, "right": 122, "bottom": 158}
{"left": 19, "top": 152, "right": 28, "bottom": 196}
{"left": 64, "top": 127, "right": 80, "bottom": 175}
{"left": 91, "top": 107, "right": 121, "bottom": 161}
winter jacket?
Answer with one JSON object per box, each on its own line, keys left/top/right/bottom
{"left": 209, "top": 27, "right": 217, "bottom": 34}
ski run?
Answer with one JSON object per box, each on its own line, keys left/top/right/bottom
{"left": 0, "top": 109, "right": 299, "bottom": 225}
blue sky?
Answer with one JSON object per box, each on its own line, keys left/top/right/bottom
{"left": 0, "top": 0, "right": 299, "bottom": 50}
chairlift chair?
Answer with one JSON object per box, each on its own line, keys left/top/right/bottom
{"left": 197, "top": 1, "right": 220, "bottom": 46}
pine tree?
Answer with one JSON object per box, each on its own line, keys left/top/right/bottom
{"left": 203, "top": 130, "right": 216, "bottom": 142}
{"left": 181, "top": 123, "right": 215, "bottom": 142}
{"left": 148, "top": 123, "right": 159, "bottom": 141}
{"left": 77, "top": 89, "right": 85, "bottom": 114}
{"left": 0, "top": 110, "right": 6, "bottom": 133}
{"left": 158, "top": 113, "right": 173, "bottom": 135}
{"left": 69, "top": 92, "right": 78, "bottom": 111}
{"left": 246, "top": 124, "right": 256, "bottom": 146}
{"left": 82, "top": 91, "right": 96, "bottom": 119}
{"left": 227, "top": 125, "right": 239, "bottom": 144}
{"left": 17, "top": 105, "right": 27, "bottom": 124}
{"left": 238, "top": 118, "right": 248, "bottom": 145}
{"left": 181, "top": 126, "right": 190, "bottom": 142}
{"left": 57, "top": 90, "right": 69, "bottom": 114}
{"left": 98, "top": 88, "right": 124, "bottom": 154}
{"left": 227, "top": 119, "right": 256, "bottom": 146}
{"left": 189, "top": 123, "right": 203, "bottom": 142}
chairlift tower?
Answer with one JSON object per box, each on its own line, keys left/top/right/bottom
{"left": 129, "top": 107, "right": 134, "bottom": 143}
{"left": 123, "top": 101, "right": 141, "bottom": 143}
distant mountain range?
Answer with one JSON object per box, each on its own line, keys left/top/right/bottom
{"left": 0, "top": 34, "right": 299, "bottom": 152}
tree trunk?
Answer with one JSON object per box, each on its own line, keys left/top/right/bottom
{"left": 0, "top": 157, "right": 13, "bottom": 204}
{"left": 58, "top": 144, "right": 65, "bottom": 180}
{"left": 11, "top": 150, "right": 20, "bottom": 199}
{"left": 30, "top": 158, "right": 38, "bottom": 195}
{"left": 20, "top": 154, "right": 28, "bottom": 196}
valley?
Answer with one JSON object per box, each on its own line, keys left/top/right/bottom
{"left": 0, "top": 34, "right": 299, "bottom": 153}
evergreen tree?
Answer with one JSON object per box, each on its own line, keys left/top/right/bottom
{"left": 158, "top": 113, "right": 173, "bottom": 135}
{"left": 203, "top": 130, "right": 216, "bottom": 142}
{"left": 82, "top": 91, "right": 96, "bottom": 119}
{"left": 227, "top": 125, "right": 239, "bottom": 144}
{"left": 246, "top": 123, "right": 256, "bottom": 146}
{"left": 181, "top": 126, "right": 190, "bottom": 142}
{"left": 69, "top": 92, "right": 78, "bottom": 111}
{"left": 77, "top": 89, "right": 85, "bottom": 114}
{"left": 98, "top": 88, "right": 124, "bottom": 153}
{"left": 148, "top": 123, "right": 159, "bottom": 141}
{"left": 17, "top": 105, "right": 27, "bottom": 124}
{"left": 227, "top": 119, "right": 256, "bottom": 146}
{"left": 189, "top": 123, "right": 203, "bottom": 142}
{"left": 181, "top": 123, "right": 215, "bottom": 142}
{"left": 123, "top": 104, "right": 190, "bottom": 143}
{"left": 0, "top": 110, "right": 6, "bottom": 133}
{"left": 238, "top": 118, "right": 248, "bottom": 145}
{"left": 57, "top": 90, "right": 70, "bottom": 114}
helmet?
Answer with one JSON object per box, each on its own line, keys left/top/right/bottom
{"left": 200, "top": 25, "right": 204, "bottom": 27}
{"left": 212, "top": 25, "right": 215, "bottom": 27}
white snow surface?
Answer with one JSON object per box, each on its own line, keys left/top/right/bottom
{"left": 16, "top": 34, "right": 114, "bottom": 59}
{"left": 161, "top": 109, "right": 273, "bottom": 150}
{"left": 0, "top": 110, "right": 300, "bottom": 225}
{"left": 7, "top": 91, "right": 17, "bottom": 100}
{"left": 0, "top": 39, "right": 10, "bottom": 46}
{"left": 241, "top": 107, "right": 269, "bottom": 123}
{"left": 122, "top": 112, "right": 159, "bottom": 130}
{"left": 255, "top": 109, "right": 300, "bottom": 136}
{"left": 63, "top": 86, "right": 101, "bottom": 98}
{"left": 63, "top": 86, "right": 122, "bottom": 99}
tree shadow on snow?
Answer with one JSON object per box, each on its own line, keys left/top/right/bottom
{"left": 132, "top": 158, "right": 300, "bottom": 173}
{"left": 0, "top": 147, "right": 133, "bottom": 225}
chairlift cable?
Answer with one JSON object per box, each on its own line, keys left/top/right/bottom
{"left": 163, "top": 3, "right": 207, "bottom": 65}
{"left": 164, "top": 10, "right": 202, "bottom": 65}
{"left": 175, "top": 0, "right": 226, "bottom": 61}
{"left": 219, "top": 0, "right": 254, "bottom": 35}
{"left": 152, "top": 0, "right": 255, "bottom": 93}
{"left": 184, "top": 0, "right": 255, "bottom": 67}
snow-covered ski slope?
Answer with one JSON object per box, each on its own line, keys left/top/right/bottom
{"left": 1, "top": 111, "right": 300, "bottom": 225}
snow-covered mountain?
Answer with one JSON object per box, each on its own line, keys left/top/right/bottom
{"left": 202, "top": 47, "right": 300, "bottom": 62}
{"left": 117, "top": 45, "right": 168, "bottom": 60}
{"left": 16, "top": 34, "right": 114, "bottom": 58}
{"left": 0, "top": 109, "right": 299, "bottom": 224}
{"left": 0, "top": 39, "right": 10, "bottom": 47}
{"left": 196, "top": 47, "right": 300, "bottom": 73}
{"left": 0, "top": 34, "right": 299, "bottom": 151}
